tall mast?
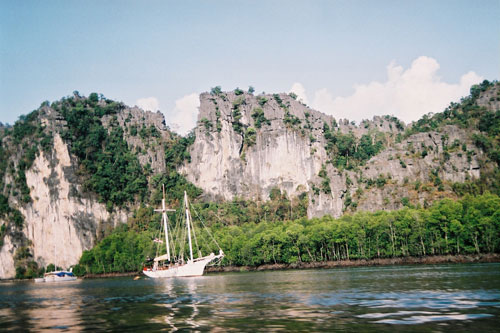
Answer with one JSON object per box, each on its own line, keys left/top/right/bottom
{"left": 184, "top": 191, "right": 194, "bottom": 262}
{"left": 162, "top": 185, "right": 170, "bottom": 261}
{"left": 154, "top": 185, "right": 175, "bottom": 261}
{"left": 53, "top": 225, "right": 57, "bottom": 271}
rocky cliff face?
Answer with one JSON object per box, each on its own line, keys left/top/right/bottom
{"left": 101, "top": 107, "right": 170, "bottom": 173}
{"left": 1, "top": 83, "right": 498, "bottom": 279}
{"left": 183, "top": 86, "right": 496, "bottom": 218}
{"left": 183, "top": 92, "right": 332, "bottom": 199}
{"left": 0, "top": 99, "right": 167, "bottom": 279}
{"left": 0, "top": 132, "right": 120, "bottom": 278}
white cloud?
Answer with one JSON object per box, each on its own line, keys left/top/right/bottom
{"left": 136, "top": 96, "right": 159, "bottom": 112}
{"left": 168, "top": 93, "right": 200, "bottom": 135}
{"left": 309, "top": 56, "right": 483, "bottom": 123}
{"left": 289, "top": 82, "right": 309, "bottom": 104}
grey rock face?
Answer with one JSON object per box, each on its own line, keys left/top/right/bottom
{"left": 182, "top": 91, "right": 492, "bottom": 218}
{"left": 0, "top": 105, "right": 159, "bottom": 279}
{"left": 1, "top": 86, "right": 497, "bottom": 278}
{"left": 101, "top": 108, "right": 170, "bottom": 173}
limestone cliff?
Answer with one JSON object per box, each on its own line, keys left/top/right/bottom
{"left": 0, "top": 96, "right": 169, "bottom": 279}
{"left": 1, "top": 82, "right": 498, "bottom": 279}
{"left": 182, "top": 84, "right": 498, "bottom": 218}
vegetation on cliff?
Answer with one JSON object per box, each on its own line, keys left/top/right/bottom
{"left": 49, "top": 91, "right": 200, "bottom": 211}
{"left": 1, "top": 92, "right": 201, "bottom": 278}
{"left": 0, "top": 108, "right": 53, "bottom": 205}
{"left": 411, "top": 80, "right": 500, "bottom": 196}
{"left": 322, "top": 124, "right": 385, "bottom": 170}
{"left": 0, "top": 107, "right": 52, "bottom": 276}
{"left": 52, "top": 92, "right": 148, "bottom": 210}
{"left": 73, "top": 192, "right": 500, "bottom": 275}
{"left": 2, "top": 81, "right": 500, "bottom": 279}
{"left": 72, "top": 82, "right": 500, "bottom": 276}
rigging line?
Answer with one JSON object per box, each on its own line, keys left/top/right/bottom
{"left": 179, "top": 200, "right": 187, "bottom": 262}
{"left": 167, "top": 214, "right": 176, "bottom": 260}
{"left": 172, "top": 207, "right": 183, "bottom": 262}
{"left": 189, "top": 209, "right": 202, "bottom": 258}
{"left": 190, "top": 202, "right": 222, "bottom": 251}
{"left": 154, "top": 214, "right": 164, "bottom": 259}
{"left": 176, "top": 207, "right": 185, "bottom": 261}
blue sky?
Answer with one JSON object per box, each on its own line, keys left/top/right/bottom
{"left": 1, "top": 0, "right": 499, "bottom": 133}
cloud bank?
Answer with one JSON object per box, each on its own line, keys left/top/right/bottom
{"left": 289, "top": 82, "right": 309, "bottom": 104}
{"left": 159, "top": 56, "right": 482, "bottom": 137}
{"left": 136, "top": 97, "right": 159, "bottom": 112}
{"left": 168, "top": 93, "right": 200, "bottom": 135}
{"left": 301, "top": 56, "right": 482, "bottom": 124}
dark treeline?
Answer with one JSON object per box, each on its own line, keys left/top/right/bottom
{"left": 73, "top": 193, "right": 500, "bottom": 276}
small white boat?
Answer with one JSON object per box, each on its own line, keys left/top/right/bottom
{"left": 143, "top": 188, "right": 224, "bottom": 279}
{"left": 34, "top": 233, "right": 78, "bottom": 283}
{"left": 34, "top": 270, "right": 77, "bottom": 283}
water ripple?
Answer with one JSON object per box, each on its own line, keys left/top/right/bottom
{"left": 374, "top": 313, "right": 493, "bottom": 324}
{"left": 1, "top": 263, "right": 499, "bottom": 331}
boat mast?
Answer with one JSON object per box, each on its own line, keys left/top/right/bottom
{"left": 162, "top": 185, "right": 171, "bottom": 261}
{"left": 154, "top": 184, "right": 175, "bottom": 261}
{"left": 184, "top": 191, "right": 194, "bottom": 262}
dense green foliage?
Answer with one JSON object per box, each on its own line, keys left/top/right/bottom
{"left": 192, "top": 189, "right": 309, "bottom": 226}
{"left": 257, "top": 96, "right": 268, "bottom": 107}
{"left": 251, "top": 108, "right": 270, "bottom": 128}
{"left": 210, "top": 86, "right": 222, "bottom": 96}
{"left": 215, "top": 194, "right": 499, "bottom": 265}
{"left": 244, "top": 127, "right": 257, "bottom": 146}
{"left": 165, "top": 133, "right": 195, "bottom": 169}
{"left": 404, "top": 80, "right": 500, "bottom": 196}
{"left": 0, "top": 132, "right": 8, "bottom": 195}
{"left": 231, "top": 97, "right": 245, "bottom": 134}
{"left": 283, "top": 110, "right": 301, "bottom": 127}
{"left": 160, "top": 132, "right": 202, "bottom": 205}
{"left": 54, "top": 94, "right": 147, "bottom": 210}
{"left": 318, "top": 165, "right": 331, "bottom": 194}
{"left": 75, "top": 224, "right": 155, "bottom": 275}
{"left": 2, "top": 109, "right": 53, "bottom": 204}
{"left": 6, "top": 83, "right": 500, "bottom": 279}
{"left": 323, "top": 123, "right": 385, "bottom": 170}
{"left": 405, "top": 80, "right": 498, "bottom": 136}
{"left": 200, "top": 117, "right": 212, "bottom": 134}
{"left": 404, "top": 80, "right": 499, "bottom": 174}
{"left": 216, "top": 193, "right": 499, "bottom": 264}
{"left": 13, "top": 246, "right": 47, "bottom": 279}
{"left": 51, "top": 92, "right": 198, "bottom": 212}
{"left": 76, "top": 193, "right": 500, "bottom": 274}
{"left": 1, "top": 93, "right": 201, "bottom": 274}
{"left": 149, "top": 172, "right": 202, "bottom": 207}
{"left": 74, "top": 188, "right": 309, "bottom": 275}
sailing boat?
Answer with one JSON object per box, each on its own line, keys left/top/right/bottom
{"left": 142, "top": 187, "right": 224, "bottom": 278}
{"left": 34, "top": 229, "right": 77, "bottom": 282}
{"left": 35, "top": 269, "right": 77, "bottom": 282}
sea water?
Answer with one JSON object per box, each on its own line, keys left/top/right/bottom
{"left": 1, "top": 263, "right": 499, "bottom": 332}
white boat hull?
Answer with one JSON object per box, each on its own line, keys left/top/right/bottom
{"left": 143, "top": 254, "right": 219, "bottom": 278}
{"left": 35, "top": 271, "right": 77, "bottom": 283}
{"left": 43, "top": 275, "right": 77, "bottom": 282}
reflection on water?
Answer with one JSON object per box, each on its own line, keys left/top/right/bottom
{"left": 0, "top": 263, "right": 499, "bottom": 332}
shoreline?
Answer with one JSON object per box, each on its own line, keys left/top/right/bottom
{"left": 2, "top": 254, "right": 499, "bottom": 282}
{"left": 205, "top": 253, "right": 500, "bottom": 273}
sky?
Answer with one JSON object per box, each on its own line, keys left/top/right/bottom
{"left": 1, "top": 0, "right": 499, "bottom": 134}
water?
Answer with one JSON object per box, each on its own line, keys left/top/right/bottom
{"left": 1, "top": 263, "right": 499, "bottom": 332}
